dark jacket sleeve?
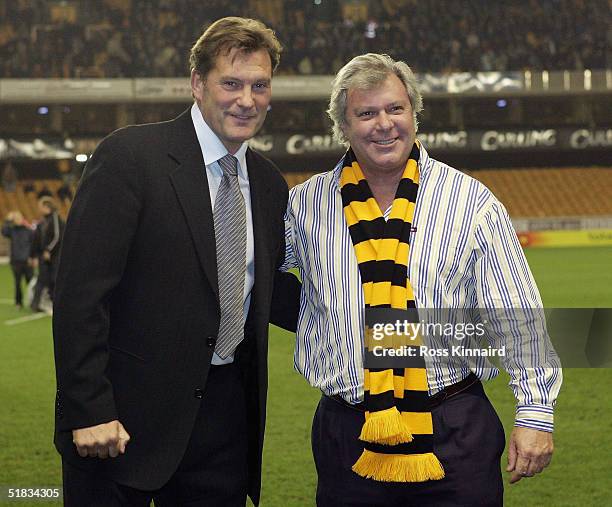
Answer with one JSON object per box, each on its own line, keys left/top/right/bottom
{"left": 270, "top": 270, "right": 301, "bottom": 332}
{"left": 53, "top": 130, "right": 143, "bottom": 431}
{"left": 44, "top": 212, "right": 64, "bottom": 257}
{"left": 30, "top": 224, "right": 42, "bottom": 258}
{"left": 1, "top": 221, "right": 11, "bottom": 239}
{"left": 269, "top": 185, "right": 301, "bottom": 333}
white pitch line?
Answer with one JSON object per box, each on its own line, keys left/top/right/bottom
{"left": 4, "top": 312, "right": 50, "bottom": 326}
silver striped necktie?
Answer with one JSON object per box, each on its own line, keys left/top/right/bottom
{"left": 213, "top": 153, "right": 246, "bottom": 359}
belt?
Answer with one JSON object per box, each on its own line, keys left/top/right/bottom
{"left": 327, "top": 372, "right": 480, "bottom": 412}
{"left": 428, "top": 372, "right": 479, "bottom": 408}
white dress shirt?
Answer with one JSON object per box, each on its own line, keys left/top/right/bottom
{"left": 191, "top": 103, "right": 254, "bottom": 365}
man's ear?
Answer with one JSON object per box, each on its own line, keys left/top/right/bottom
{"left": 190, "top": 69, "right": 205, "bottom": 102}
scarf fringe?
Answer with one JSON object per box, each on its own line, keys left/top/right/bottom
{"left": 359, "top": 407, "right": 413, "bottom": 444}
{"left": 352, "top": 450, "right": 445, "bottom": 482}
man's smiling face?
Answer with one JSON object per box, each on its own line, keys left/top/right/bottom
{"left": 343, "top": 73, "right": 416, "bottom": 177}
{"left": 191, "top": 47, "right": 272, "bottom": 154}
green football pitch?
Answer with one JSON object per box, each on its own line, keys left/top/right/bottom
{"left": 1, "top": 247, "right": 611, "bottom": 506}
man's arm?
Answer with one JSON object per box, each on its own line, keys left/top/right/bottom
{"left": 30, "top": 224, "right": 42, "bottom": 259}
{"left": 270, "top": 271, "right": 301, "bottom": 332}
{"left": 44, "top": 212, "right": 61, "bottom": 258}
{"left": 270, "top": 196, "right": 301, "bottom": 332}
{"left": 1, "top": 215, "right": 13, "bottom": 238}
{"left": 53, "top": 130, "right": 142, "bottom": 457}
{"left": 474, "top": 197, "right": 562, "bottom": 483}
{"left": 279, "top": 197, "right": 299, "bottom": 273}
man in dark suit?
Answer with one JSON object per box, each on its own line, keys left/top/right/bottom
{"left": 53, "top": 17, "right": 292, "bottom": 506}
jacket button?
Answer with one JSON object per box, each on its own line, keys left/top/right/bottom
{"left": 194, "top": 388, "right": 204, "bottom": 399}
{"left": 206, "top": 336, "right": 216, "bottom": 348}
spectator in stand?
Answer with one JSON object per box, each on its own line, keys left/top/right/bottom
{"left": 57, "top": 160, "right": 76, "bottom": 204}
{"left": 30, "top": 196, "right": 64, "bottom": 312}
{"left": 1, "top": 161, "right": 18, "bottom": 192}
{"left": 2, "top": 211, "right": 34, "bottom": 309}
{"left": 56, "top": 183, "right": 73, "bottom": 204}
{"left": 23, "top": 181, "right": 35, "bottom": 195}
{"left": 37, "top": 186, "right": 53, "bottom": 199}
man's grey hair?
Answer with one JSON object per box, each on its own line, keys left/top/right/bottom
{"left": 327, "top": 53, "right": 423, "bottom": 146}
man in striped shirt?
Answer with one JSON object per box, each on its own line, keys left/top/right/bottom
{"left": 281, "top": 54, "right": 562, "bottom": 506}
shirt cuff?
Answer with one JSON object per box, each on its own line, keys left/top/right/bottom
{"left": 515, "top": 404, "right": 554, "bottom": 432}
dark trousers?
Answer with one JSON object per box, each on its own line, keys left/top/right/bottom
{"left": 312, "top": 381, "right": 505, "bottom": 507}
{"left": 31, "top": 259, "right": 57, "bottom": 309}
{"left": 61, "top": 362, "right": 248, "bottom": 507}
{"left": 10, "top": 261, "right": 33, "bottom": 306}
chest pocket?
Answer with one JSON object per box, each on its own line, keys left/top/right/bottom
{"left": 408, "top": 225, "right": 472, "bottom": 306}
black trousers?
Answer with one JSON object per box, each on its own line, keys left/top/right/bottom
{"left": 31, "top": 259, "right": 57, "bottom": 309}
{"left": 61, "top": 362, "right": 248, "bottom": 507}
{"left": 10, "top": 261, "right": 33, "bottom": 306}
{"left": 312, "top": 380, "right": 505, "bottom": 507}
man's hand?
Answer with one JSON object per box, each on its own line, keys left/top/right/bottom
{"left": 42, "top": 250, "right": 51, "bottom": 262}
{"left": 506, "top": 427, "right": 553, "bottom": 483}
{"left": 72, "top": 420, "right": 130, "bottom": 459}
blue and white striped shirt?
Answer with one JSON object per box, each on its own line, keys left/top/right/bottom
{"left": 281, "top": 144, "right": 562, "bottom": 432}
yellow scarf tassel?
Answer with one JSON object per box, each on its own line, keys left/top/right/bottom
{"left": 358, "top": 407, "right": 413, "bottom": 444}
{"left": 352, "top": 451, "right": 445, "bottom": 483}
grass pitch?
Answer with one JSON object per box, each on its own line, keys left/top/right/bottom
{"left": 0, "top": 246, "right": 611, "bottom": 506}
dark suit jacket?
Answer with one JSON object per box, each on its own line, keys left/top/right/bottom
{"left": 52, "top": 109, "right": 290, "bottom": 505}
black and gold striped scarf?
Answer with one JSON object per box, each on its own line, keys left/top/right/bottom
{"left": 340, "top": 141, "right": 445, "bottom": 482}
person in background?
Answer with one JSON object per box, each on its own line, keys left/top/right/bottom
{"left": 36, "top": 186, "right": 53, "bottom": 199}
{"left": 56, "top": 183, "right": 74, "bottom": 204}
{"left": 2, "top": 210, "right": 34, "bottom": 309}
{"left": 1, "top": 161, "right": 18, "bottom": 192}
{"left": 30, "top": 196, "right": 64, "bottom": 312}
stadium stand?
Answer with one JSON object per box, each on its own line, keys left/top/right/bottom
{"left": 0, "top": 180, "right": 71, "bottom": 223}
{"left": 0, "top": 0, "right": 608, "bottom": 78}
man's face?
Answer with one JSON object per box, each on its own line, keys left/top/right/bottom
{"left": 12, "top": 212, "right": 24, "bottom": 225}
{"left": 191, "top": 47, "right": 272, "bottom": 154}
{"left": 343, "top": 74, "right": 416, "bottom": 178}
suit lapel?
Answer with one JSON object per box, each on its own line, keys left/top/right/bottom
{"left": 168, "top": 110, "right": 219, "bottom": 302}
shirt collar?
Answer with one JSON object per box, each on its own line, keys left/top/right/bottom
{"left": 190, "top": 103, "right": 249, "bottom": 177}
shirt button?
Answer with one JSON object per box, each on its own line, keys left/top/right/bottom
{"left": 194, "top": 388, "right": 204, "bottom": 399}
{"left": 206, "top": 336, "right": 216, "bottom": 348}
